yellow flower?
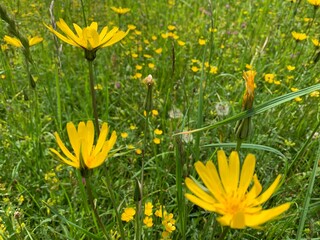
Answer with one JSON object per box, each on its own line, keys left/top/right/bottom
{"left": 154, "top": 129, "right": 163, "bottom": 135}
{"left": 148, "top": 63, "right": 155, "bottom": 69}
{"left": 198, "top": 38, "right": 206, "bottom": 45}
{"left": 312, "top": 38, "right": 320, "bottom": 47}
{"left": 291, "top": 31, "right": 307, "bottom": 41}
{"left": 110, "top": 6, "right": 131, "bottom": 14}
{"left": 264, "top": 73, "right": 275, "bottom": 83}
{"left": 135, "top": 149, "right": 142, "bottom": 155}
{"left": 307, "top": 0, "right": 320, "bottom": 7}
{"left": 287, "top": 65, "right": 295, "bottom": 71}
{"left": 143, "top": 216, "right": 153, "bottom": 227}
{"left": 4, "top": 35, "right": 43, "bottom": 48}
{"left": 121, "top": 208, "right": 136, "bottom": 222}
{"left": 310, "top": 91, "right": 320, "bottom": 97}
{"left": 121, "top": 132, "right": 128, "bottom": 138}
{"left": 185, "top": 150, "right": 291, "bottom": 229}
{"left": 155, "top": 48, "right": 163, "bottom": 54}
{"left": 153, "top": 138, "right": 161, "bottom": 144}
{"left": 209, "top": 66, "right": 218, "bottom": 74}
{"left": 50, "top": 121, "right": 117, "bottom": 169}
{"left": 45, "top": 19, "right": 129, "bottom": 54}
{"left": 144, "top": 202, "right": 153, "bottom": 216}
{"left": 127, "top": 24, "right": 136, "bottom": 30}
{"left": 191, "top": 66, "right": 200, "bottom": 72}
{"left": 177, "top": 40, "right": 186, "bottom": 46}
{"left": 152, "top": 109, "right": 159, "bottom": 116}
{"left": 242, "top": 70, "right": 256, "bottom": 110}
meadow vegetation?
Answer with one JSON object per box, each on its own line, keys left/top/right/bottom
{"left": 0, "top": 0, "right": 320, "bottom": 239}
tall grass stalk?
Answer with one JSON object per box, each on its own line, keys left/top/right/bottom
{"left": 296, "top": 137, "right": 320, "bottom": 239}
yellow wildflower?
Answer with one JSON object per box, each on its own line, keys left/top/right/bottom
{"left": 168, "top": 25, "right": 176, "bottom": 31}
{"left": 50, "top": 121, "right": 117, "bottom": 169}
{"left": 45, "top": 19, "right": 129, "bottom": 59}
{"left": 191, "top": 66, "right": 200, "bottom": 72}
{"left": 121, "top": 132, "right": 128, "bottom": 138}
{"left": 152, "top": 109, "right": 159, "bottom": 116}
{"left": 143, "top": 216, "right": 153, "bottom": 227}
{"left": 185, "top": 150, "right": 291, "bottom": 229}
{"left": 155, "top": 48, "right": 163, "bottom": 54}
{"left": 121, "top": 208, "right": 136, "bottom": 222}
{"left": 264, "top": 73, "right": 275, "bottom": 83}
{"left": 287, "top": 65, "right": 295, "bottom": 71}
{"left": 145, "top": 202, "right": 153, "bottom": 216}
{"left": 198, "top": 38, "right": 206, "bottom": 45}
{"left": 312, "top": 38, "right": 320, "bottom": 47}
{"left": 310, "top": 91, "right": 320, "bottom": 97}
{"left": 110, "top": 6, "right": 131, "bottom": 15}
{"left": 177, "top": 40, "right": 186, "bottom": 46}
{"left": 291, "top": 31, "right": 307, "bottom": 41}
{"left": 4, "top": 35, "right": 43, "bottom": 48}
{"left": 154, "top": 129, "right": 163, "bottom": 135}
{"left": 307, "top": 0, "right": 320, "bottom": 7}
{"left": 135, "top": 149, "right": 142, "bottom": 155}
{"left": 153, "top": 138, "right": 161, "bottom": 144}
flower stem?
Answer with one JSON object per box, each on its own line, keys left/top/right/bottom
{"left": 102, "top": 174, "right": 126, "bottom": 240}
{"left": 85, "top": 175, "right": 110, "bottom": 240}
{"left": 217, "top": 227, "right": 230, "bottom": 240}
{"left": 88, "top": 60, "right": 100, "bottom": 135}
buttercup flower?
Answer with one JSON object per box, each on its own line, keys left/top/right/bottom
{"left": 50, "top": 120, "right": 117, "bottom": 169}
{"left": 185, "top": 150, "right": 290, "bottom": 229}
{"left": 121, "top": 207, "right": 136, "bottom": 222}
{"left": 111, "top": 6, "right": 131, "bottom": 15}
{"left": 45, "top": 19, "right": 129, "bottom": 59}
{"left": 291, "top": 31, "right": 307, "bottom": 41}
{"left": 4, "top": 35, "right": 43, "bottom": 48}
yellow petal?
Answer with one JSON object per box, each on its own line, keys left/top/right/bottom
{"left": 53, "top": 132, "right": 78, "bottom": 163}
{"left": 73, "top": 23, "right": 83, "bottom": 37}
{"left": 216, "top": 214, "right": 232, "bottom": 226}
{"left": 100, "top": 27, "right": 119, "bottom": 43}
{"left": 245, "top": 202, "right": 290, "bottom": 227}
{"left": 195, "top": 161, "right": 225, "bottom": 203}
{"left": 45, "top": 23, "right": 79, "bottom": 47}
{"left": 94, "top": 122, "right": 109, "bottom": 155}
{"left": 66, "top": 122, "right": 81, "bottom": 159}
{"left": 228, "top": 151, "right": 240, "bottom": 192}
{"left": 230, "top": 212, "right": 246, "bottom": 229}
{"left": 4, "top": 35, "right": 22, "bottom": 47}
{"left": 246, "top": 174, "right": 262, "bottom": 203}
{"left": 83, "top": 27, "right": 100, "bottom": 49}
{"left": 28, "top": 36, "right": 43, "bottom": 46}
{"left": 99, "top": 26, "right": 109, "bottom": 41}
{"left": 90, "top": 22, "right": 98, "bottom": 31}
{"left": 102, "top": 131, "right": 117, "bottom": 154}
{"left": 101, "top": 29, "right": 129, "bottom": 47}
{"left": 185, "top": 193, "right": 216, "bottom": 211}
{"left": 56, "top": 19, "right": 83, "bottom": 47}
{"left": 217, "top": 150, "right": 232, "bottom": 193}
{"left": 238, "top": 153, "right": 256, "bottom": 196}
{"left": 185, "top": 177, "right": 216, "bottom": 204}
{"left": 50, "top": 148, "right": 79, "bottom": 168}
{"left": 256, "top": 175, "right": 282, "bottom": 205}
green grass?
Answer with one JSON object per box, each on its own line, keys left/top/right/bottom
{"left": 1, "top": 0, "right": 320, "bottom": 239}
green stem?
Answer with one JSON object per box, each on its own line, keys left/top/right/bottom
{"left": 102, "top": 174, "right": 126, "bottom": 240}
{"left": 217, "top": 227, "right": 230, "bottom": 240}
{"left": 88, "top": 60, "right": 100, "bottom": 135}
{"left": 85, "top": 175, "right": 110, "bottom": 240}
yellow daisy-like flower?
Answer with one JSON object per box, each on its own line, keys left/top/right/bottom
{"left": 121, "top": 207, "right": 136, "bottom": 222}
{"left": 50, "top": 120, "right": 117, "bottom": 169}
{"left": 143, "top": 216, "right": 153, "bottom": 227}
{"left": 110, "top": 6, "right": 131, "bottom": 15}
{"left": 264, "top": 73, "right": 275, "bottom": 84}
{"left": 198, "top": 38, "right": 206, "bottom": 45}
{"left": 45, "top": 19, "right": 129, "bottom": 59}
{"left": 312, "top": 38, "right": 320, "bottom": 47}
{"left": 154, "top": 129, "right": 163, "bottom": 135}
{"left": 4, "top": 35, "right": 43, "bottom": 48}
{"left": 185, "top": 150, "right": 290, "bottom": 229}
{"left": 307, "top": 0, "right": 320, "bottom": 7}
{"left": 144, "top": 202, "right": 153, "bottom": 216}
{"left": 291, "top": 31, "right": 307, "bottom": 41}
{"left": 153, "top": 138, "right": 161, "bottom": 144}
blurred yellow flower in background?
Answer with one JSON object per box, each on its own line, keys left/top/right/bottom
{"left": 4, "top": 35, "right": 43, "bottom": 47}
{"left": 291, "top": 31, "right": 307, "bottom": 41}
{"left": 111, "top": 6, "right": 131, "bottom": 15}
